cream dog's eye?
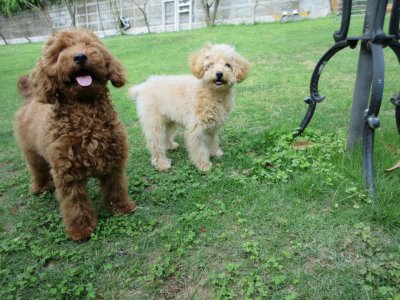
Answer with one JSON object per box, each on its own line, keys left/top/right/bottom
{"left": 225, "top": 63, "right": 232, "bottom": 69}
{"left": 206, "top": 63, "right": 214, "bottom": 70}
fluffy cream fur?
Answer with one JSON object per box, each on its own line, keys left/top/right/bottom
{"left": 129, "top": 44, "right": 250, "bottom": 171}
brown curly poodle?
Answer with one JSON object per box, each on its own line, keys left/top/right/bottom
{"left": 14, "top": 29, "right": 136, "bottom": 241}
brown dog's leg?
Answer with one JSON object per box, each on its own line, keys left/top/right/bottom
{"left": 24, "top": 150, "right": 54, "bottom": 194}
{"left": 100, "top": 170, "right": 136, "bottom": 214}
{"left": 54, "top": 177, "right": 97, "bottom": 241}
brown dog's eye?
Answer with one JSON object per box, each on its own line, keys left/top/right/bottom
{"left": 225, "top": 63, "right": 232, "bottom": 69}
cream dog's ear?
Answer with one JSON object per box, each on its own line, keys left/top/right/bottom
{"left": 189, "top": 44, "right": 212, "bottom": 79}
{"left": 234, "top": 52, "right": 250, "bottom": 83}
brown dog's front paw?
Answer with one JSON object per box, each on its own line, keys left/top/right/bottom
{"left": 66, "top": 218, "right": 97, "bottom": 241}
{"left": 119, "top": 200, "right": 137, "bottom": 214}
{"left": 110, "top": 199, "right": 137, "bottom": 215}
{"left": 30, "top": 184, "right": 44, "bottom": 195}
{"left": 30, "top": 181, "right": 55, "bottom": 195}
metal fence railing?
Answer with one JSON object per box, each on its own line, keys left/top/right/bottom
{"left": 334, "top": 0, "right": 393, "bottom": 16}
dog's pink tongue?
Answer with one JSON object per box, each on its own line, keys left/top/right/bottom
{"left": 76, "top": 75, "right": 92, "bottom": 87}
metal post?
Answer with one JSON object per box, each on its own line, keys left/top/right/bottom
{"left": 346, "top": 0, "right": 380, "bottom": 150}
{"left": 346, "top": 43, "right": 372, "bottom": 150}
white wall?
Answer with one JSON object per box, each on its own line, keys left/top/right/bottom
{"left": 0, "top": 0, "right": 332, "bottom": 45}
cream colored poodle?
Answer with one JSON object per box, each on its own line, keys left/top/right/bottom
{"left": 129, "top": 44, "right": 250, "bottom": 171}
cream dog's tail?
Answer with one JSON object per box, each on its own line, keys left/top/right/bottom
{"left": 128, "top": 84, "right": 142, "bottom": 99}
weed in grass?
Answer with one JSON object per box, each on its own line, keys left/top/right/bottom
{"left": 248, "top": 129, "right": 346, "bottom": 187}
{"left": 242, "top": 241, "right": 260, "bottom": 259}
{"left": 352, "top": 223, "right": 400, "bottom": 298}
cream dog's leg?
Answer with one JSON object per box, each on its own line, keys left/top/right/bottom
{"left": 209, "top": 131, "right": 224, "bottom": 158}
{"left": 166, "top": 121, "right": 179, "bottom": 150}
{"left": 143, "top": 120, "right": 171, "bottom": 171}
{"left": 185, "top": 127, "right": 212, "bottom": 171}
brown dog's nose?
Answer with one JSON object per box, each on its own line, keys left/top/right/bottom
{"left": 216, "top": 72, "right": 223, "bottom": 79}
{"left": 73, "top": 53, "right": 87, "bottom": 65}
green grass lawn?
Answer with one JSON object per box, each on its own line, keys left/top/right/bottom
{"left": 1, "top": 17, "right": 400, "bottom": 299}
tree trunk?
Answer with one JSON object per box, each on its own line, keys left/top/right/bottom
{"left": 64, "top": 0, "right": 76, "bottom": 28}
{"left": 0, "top": 31, "right": 8, "bottom": 44}
{"left": 200, "top": 1, "right": 211, "bottom": 26}
{"left": 10, "top": 15, "right": 31, "bottom": 42}
{"left": 200, "top": 0, "right": 220, "bottom": 27}
{"left": 42, "top": 4, "right": 54, "bottom": 33}
{"left": 23, "top": 0, "right": 54, "bottom": 33}
{"left": 96, "top": 0, "right": 106, "bottom": 36}
{"left": 109, "top": 0, "right": 123, "bottom": 33}
{"left": 133, "top": 0, "right": 151, "bottom": 33}
{"left": 140, "top": 7, "right": 151, "bottom": 33}
{"left": 210, "top": 0, "right": 220, "bottom": 25}
{"left": 252, "top": 0, "right": 259, "bottom": 24}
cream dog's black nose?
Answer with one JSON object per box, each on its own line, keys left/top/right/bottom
{"left": 216, "top": 72, "right": 223, "bottom": 79}
{"left": 74, "top": 53, "right": 87, "bottom": 65}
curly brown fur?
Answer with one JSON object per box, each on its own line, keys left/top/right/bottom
{"left": 14, "top": 29, "right": 136, "bottom": 241}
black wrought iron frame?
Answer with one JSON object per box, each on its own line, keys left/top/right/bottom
{"left": 295, "top": 0, "right": 400, "bottom": 196}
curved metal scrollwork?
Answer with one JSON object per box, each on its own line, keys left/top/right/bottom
{"left": 333, "top": 0, "right": 352, "bottom": 42}
{"left": 296, "top": 0, "right": 399, "bottom": 196}
{"left": 295, "top": 40, "right": 358, "bottom": 136}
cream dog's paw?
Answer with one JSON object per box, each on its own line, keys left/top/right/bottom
{"left": 152, "top": 158, "right": 171, "bottom": 171}
{"left": 196, "top": 161, "right": 212, "bottom": 172}
{"left": 168, "top": 142, "right": 179, "bottom": 150}
{"left": 211, "top": 149, "right": 224, "bottom": 158}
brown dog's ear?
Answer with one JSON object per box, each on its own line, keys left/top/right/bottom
{"left": 234, "top": 52, "right": 250, "bottom": 83}
{"left": 189, "top": 44, "right": 211, "bottom": 79}
{"left": 17, "top": 75, "right": 31, "bottom": 98}
{"left": 30, "top": 31, "right": 78, "bottom": 104}
{"left": 24, "top": 33, "right": 63, "bottom": 104}
{"left": 101, "top": 47, "right": 127, "bottom": 88}
{"left": 30, "top": 61, "right": 58, "bottom": 104}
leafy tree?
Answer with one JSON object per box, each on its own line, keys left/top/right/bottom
{"left": 0, "top": 0, "right": 58, "bottom": 15}
{"left": 0, "top": 0, "right": 57, "bottom": 30}
{"left": 0, "top": 0, "right": 24, "bottom": 16}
